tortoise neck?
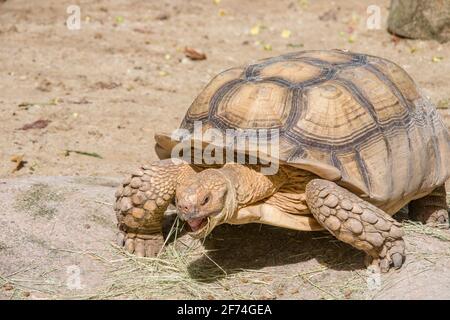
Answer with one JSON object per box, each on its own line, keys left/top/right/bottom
{"left": 218, "top": 163, "right": 287, "bottom": 208}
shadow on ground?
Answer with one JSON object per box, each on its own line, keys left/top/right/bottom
{"left": 186, "top": 223, "right": 365, "bottom": 282}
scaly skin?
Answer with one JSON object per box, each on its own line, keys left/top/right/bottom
{"left": 115, "top": 159, "right": 196, "bottom": 257}
{"left": 409, "top": 185, "right": 449, "bottom": 228}
{"left": 305, "top": 179, "right": 405, "bottom": 272}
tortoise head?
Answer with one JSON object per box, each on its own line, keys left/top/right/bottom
{"left": 175, "top": 169, "right": 237, "bottom": 238}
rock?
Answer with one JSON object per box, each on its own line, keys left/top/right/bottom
{"left": 387, "top": 0, "right": 450, "bottom": 43}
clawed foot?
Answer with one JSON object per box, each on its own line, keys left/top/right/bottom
{"left": 116, "top": 232, "right": 165, "bottom": 257}
{"left": 365, "top": 238, "right": 405, "bottom": 273}
{"left": 306, "top": 179, "right": 407, "bottom": 273}
{"left": 424, "top": 209, "right": 449, "bottom": 229}
{"left": 411, "top": 207, "right": 449, "bottom": 229}
{"left": 408, "top": 185, "right": 449, "bottom": 229}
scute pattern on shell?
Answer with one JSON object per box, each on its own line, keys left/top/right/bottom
{"left": 179, "top": 50, "right": 450, "bottom": 214}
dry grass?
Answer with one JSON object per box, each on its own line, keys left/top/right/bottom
{"left": 62, "top": 219, "right": 278, "bottom": 300}
{"left": 402, "top": 220, "right": 450, "bottom": 242}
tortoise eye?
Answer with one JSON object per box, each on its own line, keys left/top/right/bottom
{"left": 200, "top": 195, "right": 210, "bottom": 206}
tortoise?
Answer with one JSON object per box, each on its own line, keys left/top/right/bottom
{"left": 115, "top": 50, "right": 450, "bottom": 272}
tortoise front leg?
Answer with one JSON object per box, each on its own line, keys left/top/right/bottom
{"left": 305, "top": 179, "right": 405, "bottom": 272}
{"left": 115, "top": 159, "right": 195, "bottom": 257}
{"left": 409, "top": 185, "right": 449, "bottom": 229}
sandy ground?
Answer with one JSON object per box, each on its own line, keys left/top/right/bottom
{"left": 1, "top": 176, "right": 450, "bottom": 300}
{"left": 0, "top": 0, "right": 449, "bottom": 299}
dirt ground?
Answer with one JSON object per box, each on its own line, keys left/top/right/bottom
{"left": 0, "top": 0, "right": 450, "bottom": 300}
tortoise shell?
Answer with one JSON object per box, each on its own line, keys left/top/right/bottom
{"left": 156, "top": 50, "right": 450, "bottom": 214}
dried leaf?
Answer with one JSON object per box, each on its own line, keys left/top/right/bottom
{"left": 18, "top": 99, "right": 59, "bottom": 108}
{"left": 287, "top": 43, "right": 304, "bottom": 48}
{"left": 263, "top": 43, "right": 272, "bottom": 51}
{"left": 319, "top": 8, "right": 339, "bottom": 21}
{"left": 65, "top": 150, "right": 103, "bottom": 159}
{"left": 36, "top": 79, "right": 52, "bottom": 92}
{"left": 391, "top": 35, "right": 401, "bottom": 45}
{"left": 281, "top": 29, "right": 291, "bottom": 38}
{"left": 70, "top": 97, "right": 90, "bottom": 104}
{"left": 298, "top": 0, "right": 309, "bottom": 9}
{"left": 93, "top": 81, "right": 121, "bottom": 90}
{"left": 19, "top": 119, "right": 51, "bottom": 130}
{"left": 250, "top": 24, "right": 261, "bottom": 36}
{"left": 11, "top": 154, "right": 26, "bottom": 173}
{"left": 3, "top": 283, "right": 14, "bottom": 291}
{"left": 155, "top": 13, "right": 170, "bottom": 20}
{"left": 437, "top": 99, "right": 449, "bottom": 109}
{"left": 184, "top": 47, "right": 207, "bottom": 60}
{"left": 133, "top": 28, "right": 153, "bottom": 34}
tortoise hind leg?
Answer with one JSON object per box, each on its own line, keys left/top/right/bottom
{"left": 409, "top": 185, "right": 449, "bottom": 229}
{"left": 305, "top": 179, "right": 405, "bottom": 272}
{"left": 115, "top": 159, "right": 195, "bottom": 257}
